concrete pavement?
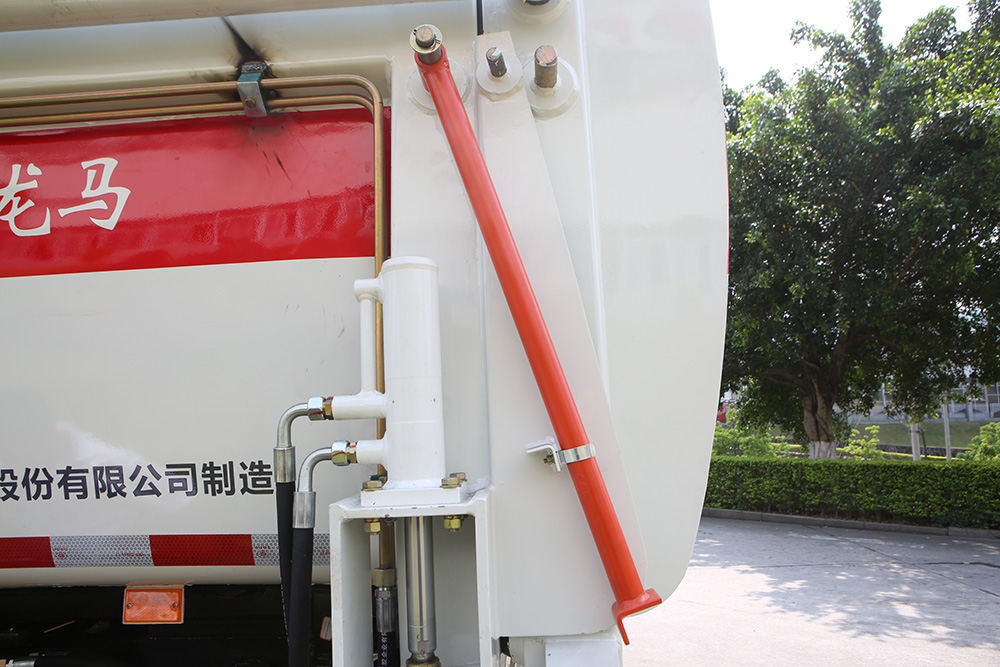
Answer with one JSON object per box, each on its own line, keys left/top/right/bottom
{"left": 624, "top": 517, "right": 1000, "bottom": 666}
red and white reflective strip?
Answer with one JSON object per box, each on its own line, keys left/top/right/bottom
{"left": 0, "top": 534, "right": 330, "bottom": 569}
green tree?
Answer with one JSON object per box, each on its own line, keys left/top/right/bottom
{"left": 843, "top": 424, "right": 883, "bottom": 460}
{"left": 724, "top": 0, "right": 1000, "bottom": 458}
{"left": 964, "top": 422, "right": 1000, "bottom": 460}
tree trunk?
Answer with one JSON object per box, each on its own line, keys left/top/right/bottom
{"left": 808, "top": 440, "right": 838, "bottom": 459}
{"left": 803, "top": 378, "right": 838, "bottom": 459}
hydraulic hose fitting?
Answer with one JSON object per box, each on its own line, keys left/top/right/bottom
{"left": 306, "top": 395, "right": 334, "bottom": 422}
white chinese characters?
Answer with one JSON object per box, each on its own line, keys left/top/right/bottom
{"left": 1, "top": 158, "right": 130, "bottom": 237}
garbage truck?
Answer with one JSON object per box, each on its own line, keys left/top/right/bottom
{"left": 0, "top": 1, "right": 729, "bottom": 665}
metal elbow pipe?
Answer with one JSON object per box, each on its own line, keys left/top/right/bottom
{"left": 294, "top": 441, "right": 352, "bottom": 528}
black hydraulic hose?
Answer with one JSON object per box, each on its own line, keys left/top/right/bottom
{"left": 276, "top": 479, "right": 295, "bottom": 629}
{"left": 288, "top": 524, "right": 314, "bottom": 667}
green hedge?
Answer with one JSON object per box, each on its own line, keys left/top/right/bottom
{"left": 705, "top": 457, "right": 1000, "bottom": 529}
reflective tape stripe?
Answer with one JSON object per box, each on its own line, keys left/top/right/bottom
{"left": 0, "top": 536, "right": 54, "bottom": 568}
{"left": 51, "top": 534, "right": 154, "bottom": 568}
{"left": 0, "top": 534, "right": 330, "bottom": 568}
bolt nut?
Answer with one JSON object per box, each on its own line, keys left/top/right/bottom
{"left": 306, "top": 396, "right": 326, "bottom": 421}
{"left": 364, "top": 518, "right": 382, "bottom": 534}
{"left": 372, "top": 568, "right": 396, "bottom": 588}
{"left": 443, "top": 515, "right": 464, "bottom": 532}
{"left": 362, "top": 479, "right": 383, "bottom": 492}
{"left": 441, "top": 476, "right": 460, "bottom": 489}
{"left": 241, "top": 61, "right": 267, "bottom": 74}
{"left": 331, "top": 450, "right": 350, "bottom": 467}
{"left": 449, "top": 472, "right": 467, "bottom": 482}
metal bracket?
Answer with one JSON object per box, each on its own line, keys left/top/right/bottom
{"left": 525, "top": 436, "right": 595, "bottom": 473}
{"left": 237, "top": 62, "right": 268, "bottom": 118}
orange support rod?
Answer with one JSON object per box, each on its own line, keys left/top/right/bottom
{"left": 415, "top": 46, "right": 660, "bottom": 643}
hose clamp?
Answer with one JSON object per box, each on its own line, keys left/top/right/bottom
{"left": 525, "top": 436, "right": 595, "bottom": 473}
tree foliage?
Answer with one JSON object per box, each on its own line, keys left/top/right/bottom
{"left": 962, "top": 421, "right": 1000, "bottom": 459}
{"left": 724, "top": 0, "right": 1000, "bottom": 458}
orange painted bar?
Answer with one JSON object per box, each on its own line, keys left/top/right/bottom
{"left": 415, "top": 47, "right": 660, "bottom": 643}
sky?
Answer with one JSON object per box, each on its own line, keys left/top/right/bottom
{"left": 709, "top": 0, "right": 973, "bottom": 89}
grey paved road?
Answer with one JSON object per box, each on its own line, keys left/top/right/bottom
{"left": 625, "top": 517, "right": 1000, "bottom": 666}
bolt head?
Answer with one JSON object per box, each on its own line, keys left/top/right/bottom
{"left": 440, "top": 476, "right": 460, "bottom": 489}
{"left": 362, "top": 479, "right": 383, "bottom": 491}
{"left": 443, "top": 515, "right": 463, "bottom": 532}
{"left": 364, "top": 519, "right": 382, "bottom": 535}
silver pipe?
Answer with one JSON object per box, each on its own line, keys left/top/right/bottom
{"left": 277, "top": 403, "right": 310, "bottom": 449}
{"left": 404, "top": 516, "right": 438, "bottom": 665}
{"left": 274, "top": 403, "right": 309, "bottom": 484}
{"left": 292, "top": 445, "right": 336, "bottom": 529}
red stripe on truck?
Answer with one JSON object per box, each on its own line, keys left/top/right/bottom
{"left": 0, "top": 108, "right": 386, "bottom": 278}
{"left": 148, "top": 534, "right": 255, "bottom": 567}
{"left": 0, "top": 536, "right": 55, "bottom": 568}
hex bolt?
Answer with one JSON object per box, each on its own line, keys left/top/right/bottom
{"left": 449, "top": 472, "right": 467, "bottom": 483}
{"left": 486, "top": 47, "right": 507, "bottom": 78}
{"left": 244, "top": 98, "right": 257, "bottom": 108}
{"left": 440, "top": 476, "right": 460, "bottom": 489}
{"left": 534, "top": 45, "right": 558, "bottom": 89}
{"left": 362, "top": 479, "right": 384, "bottom": 492}
{"left": 364, "top": 518, "right": 382, "bottom": 535}
{"left": 443, "top": 515, "right": 464, "bottom": 532}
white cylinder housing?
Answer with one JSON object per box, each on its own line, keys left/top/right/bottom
{"left": 377, "top": 256, "right": 446, "bottom": 489}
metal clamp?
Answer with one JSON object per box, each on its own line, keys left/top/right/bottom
{"left": 236, "top": 61, "right": 268, "bottom": 118}
{"left": 525, "top": 436, "right": 595, "bottom": 473}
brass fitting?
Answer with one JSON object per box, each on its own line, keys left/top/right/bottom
{"left": 441, "top": 471, "right": 466, "bottom": 489}
{"left": 331, "top": 442, "right": 356, "bottom": 467}
{"left": 443, "top": 515, "right": 464, "bottom": 532}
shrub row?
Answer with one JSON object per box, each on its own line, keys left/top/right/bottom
{"left": 705, "top": 457, "right": 1000, "bottom": 529}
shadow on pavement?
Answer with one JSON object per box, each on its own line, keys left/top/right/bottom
{"left": 691, "top": 518, "right": 1000, "bottom": 650}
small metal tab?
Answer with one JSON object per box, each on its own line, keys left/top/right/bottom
{"left": 237, "top": 62, "right": 268, "bottom": 118}
{"left": 525, "top": 437, "right": 596, "bottom": 472}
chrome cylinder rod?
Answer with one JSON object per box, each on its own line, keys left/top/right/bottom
{"left": 404, "top": 516, "right": 439, "bottom": 666}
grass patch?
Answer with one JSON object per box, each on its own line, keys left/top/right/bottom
{"left": 854, "top": 422, "right": 982, "bottom": 448}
